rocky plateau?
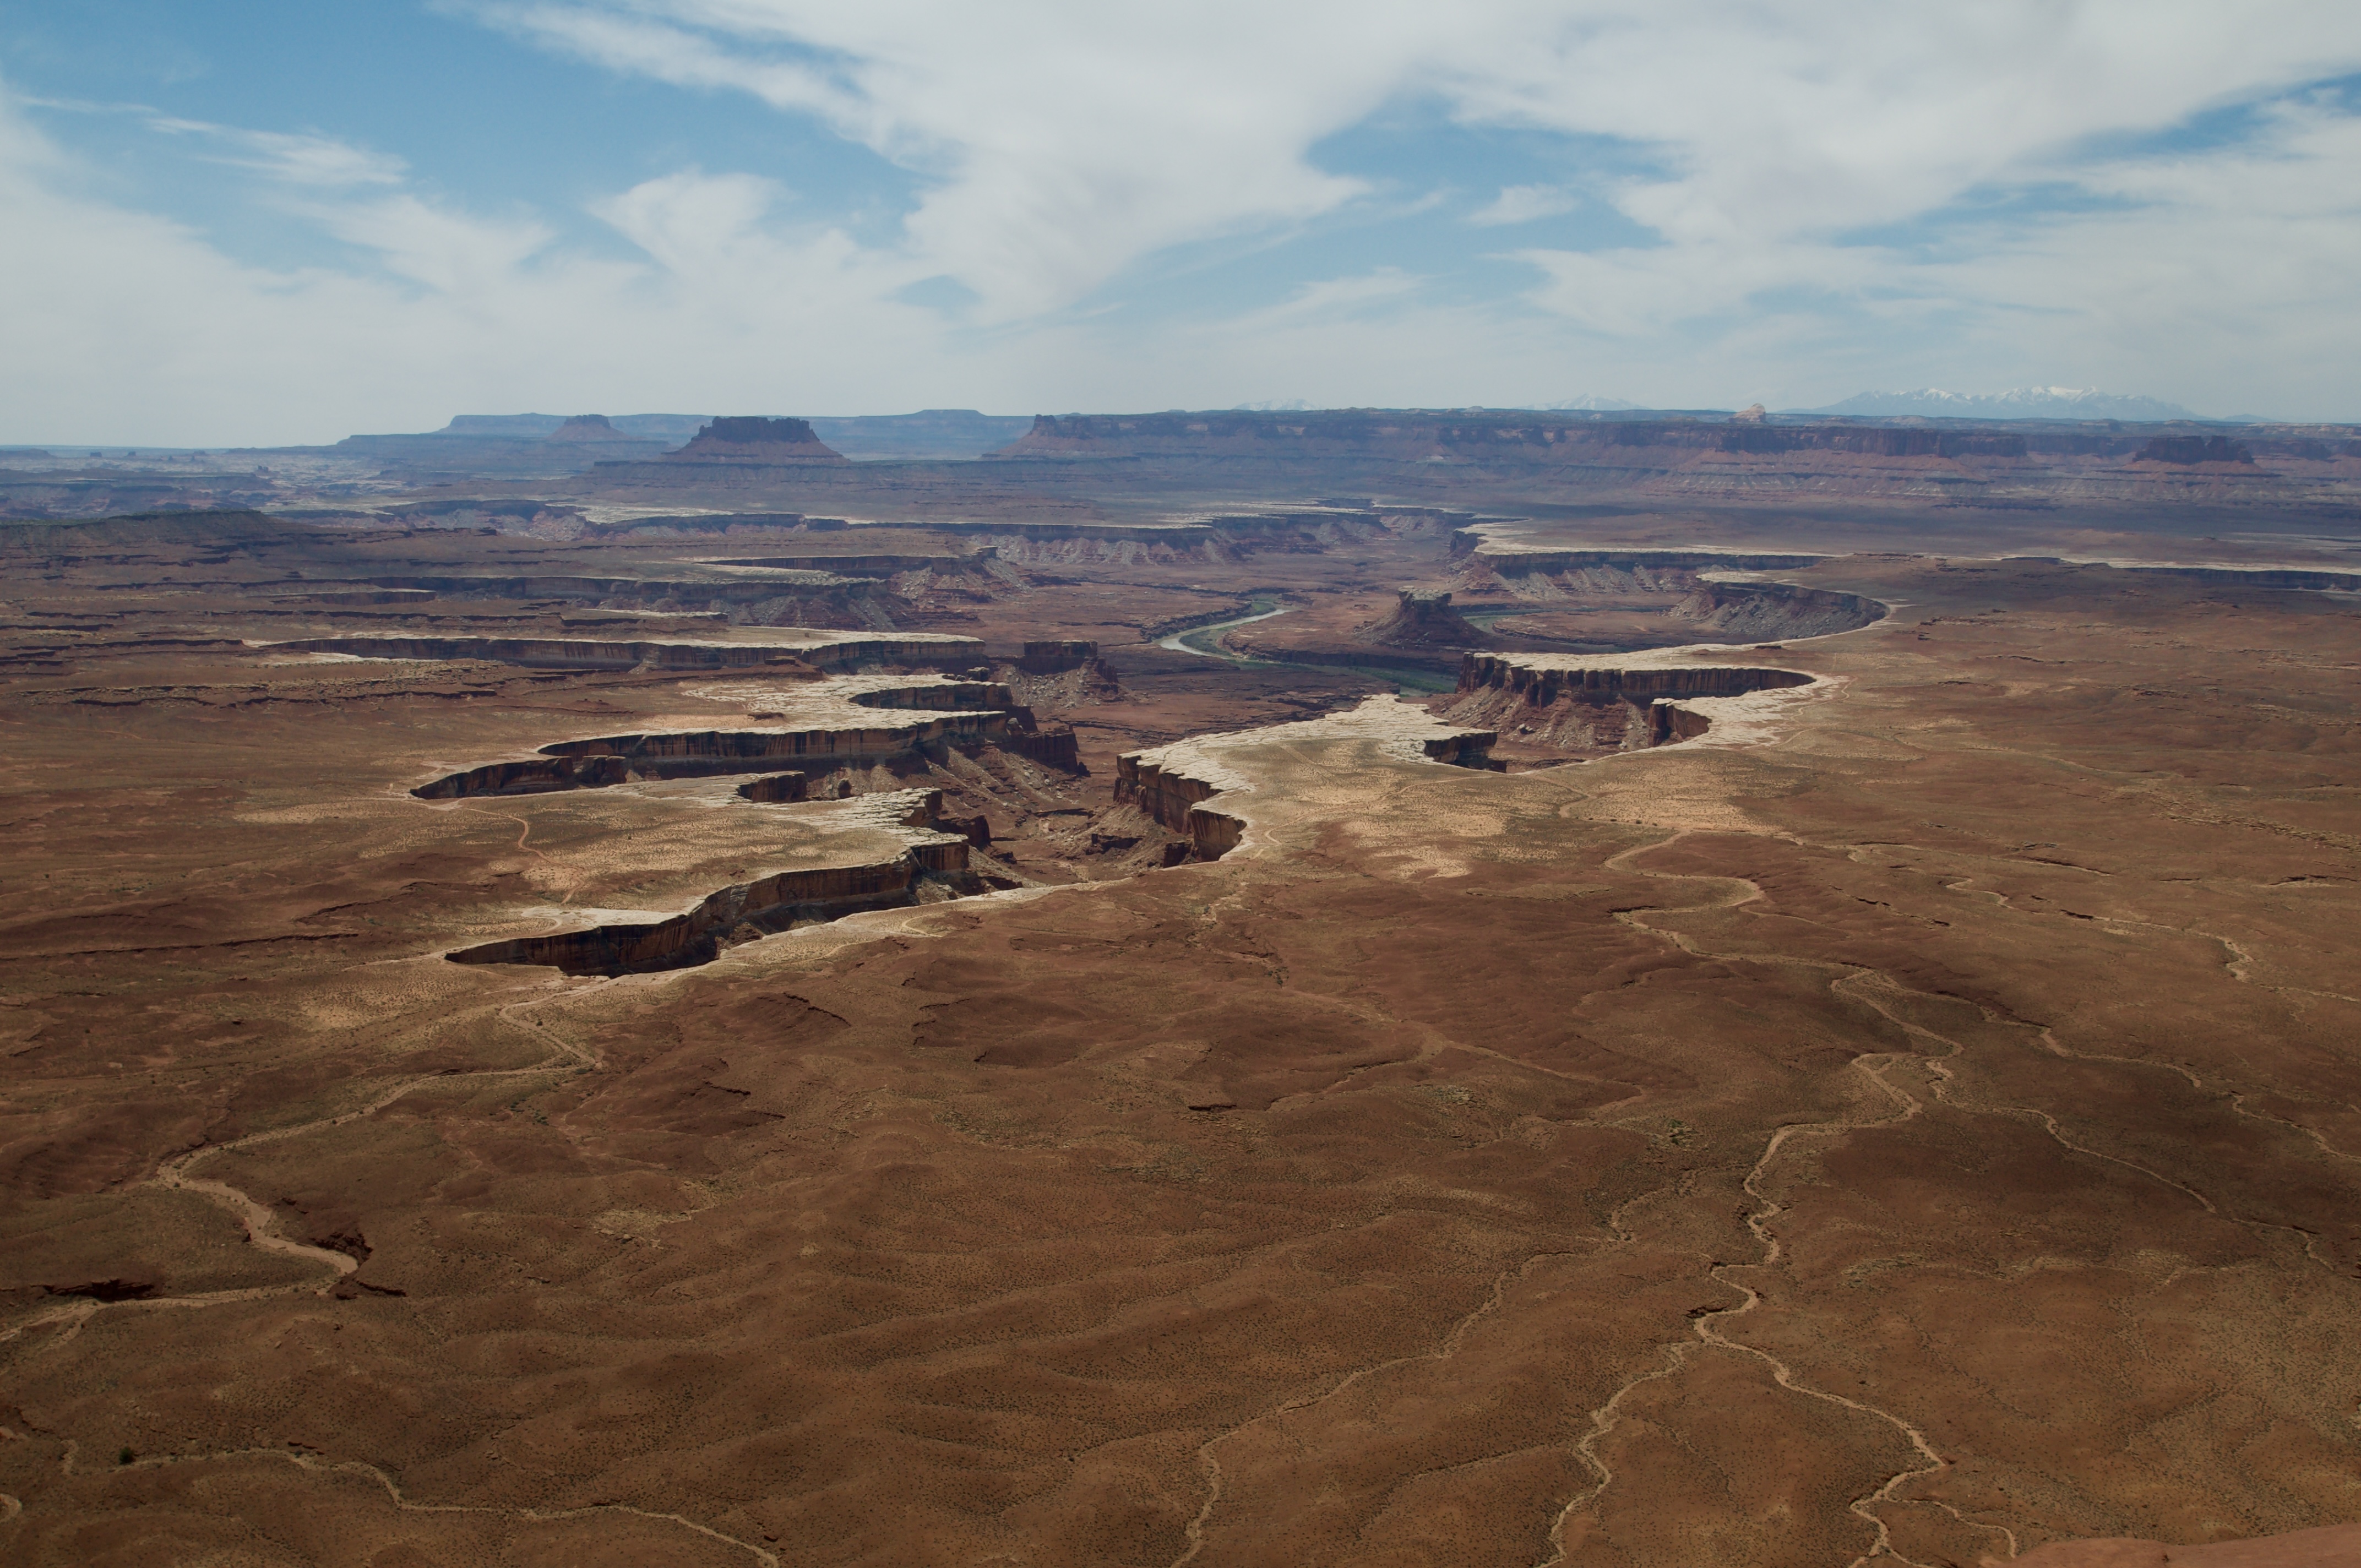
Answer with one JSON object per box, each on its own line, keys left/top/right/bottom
{"left": 1, "top": 411, "right": 2358, "bottom": 1567}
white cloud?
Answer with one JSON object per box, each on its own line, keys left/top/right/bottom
{"left": 1469, "top": 184, "right": 1581, "bottom": 226}
{"left": 476, "top": 2, "right": 1406, "bottom": 319}
{"left": 147, "top": 118, "right": 409, "bottom": 187}
{"left": 8, "top": 3, "right": 2361, "bottom": 437}
{"left": 1233, "top": 268, "right": 1423, "bottom": 329}
{"left": 0, "top": 86, "right": 956, "bottom": 443}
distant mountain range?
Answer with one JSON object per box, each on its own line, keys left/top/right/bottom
{"left": 1796, "top": 388, "right": 2208, "bottom": 422}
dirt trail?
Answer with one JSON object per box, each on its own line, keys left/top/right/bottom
{"left": 1, "top": 980, "right": 612, "bottom": 1351}
{"left": 53, "top": 1445, "right": 780, "bottom": 1567}
{"left": 1528, "top": 831, "right": 2002, "bottom": 1568}
{"left": 1168, "top": 1246, "right": 1590, "bottom": 1567}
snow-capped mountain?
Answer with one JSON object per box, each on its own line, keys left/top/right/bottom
{"left": 1541, "top": 395, "right": 1641, "bottom": 411}
{"left": 1800, "top": 388, "right": 2202, "bottom": 421}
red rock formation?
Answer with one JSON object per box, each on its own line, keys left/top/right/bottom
{"left": 1359, "top": 589, "right": 1486, "bottom": 650}
{"left": 1113, "top": 752, "right": 1242, "bottom": 858}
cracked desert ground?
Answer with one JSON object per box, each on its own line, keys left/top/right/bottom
{"left": 2, "top": 435, "right": 2358, "bottom": 1567}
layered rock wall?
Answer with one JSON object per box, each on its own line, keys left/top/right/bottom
{"left": 448, "top": 845, "right": 960, "bottom": 974}
{"left": 1112, "top": 754, "right": 1243, "bottom": 860}
{"left": 538, "top": 714, "right": 1013, "bottom": 777}
{"left": 1667, "top": 582, "right": 1886, "bottom": 640}
{"left": 410, "top": 756, "right": 628, "bottom": 800}
{"left": 445, "top": 789, "right": 972, "bottom": 974}
{"left": 1451, "top": 654, "right": 1819, "bottom": 754}
{"left": 1457, "top": 655, "right": 1815, "bottom": 704}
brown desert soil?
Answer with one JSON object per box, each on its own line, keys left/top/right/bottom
{"left": 0, "top": 476, "right": 2356, "bottom": 1566}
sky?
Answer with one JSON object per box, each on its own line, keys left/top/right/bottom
{"left": 3, "top": 1, "right": 2360, "bottom": 444}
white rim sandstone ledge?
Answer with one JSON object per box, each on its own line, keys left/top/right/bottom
{"left": 1117, "top": 649, "right": 1853, "bottom": 865}
{"left": 252, "top": 629, "right": 982, "bottom": 672}
{"left": 1116, "top": 695, "right": 1497, "bottom": 860}
{"left": 408, "top": 671, "right": 1049, "bottom": 801}
{"left": 1459, "top": 644, "right": 1845, "bottom": 752}
{"left": 442, "top": 788, "right": 978, "bottom": 974}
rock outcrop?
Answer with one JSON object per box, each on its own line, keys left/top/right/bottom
{"left": 1457, "top": 653, "right": 1813, "bottom": 704}
{"left": 661, "top": 417, "right": 849, "bottom": 465}
{"left": 1446, "top": 653, "right": 1818, "bottom": 754}
{"left": 447, "top": 790, "right": 977, "bottom": 974}
{"left": 1359, "top": 589, "right": 1486, "bottom": 650}
{"left": 544, "top": 415, "right": 640, "bottom": 444}
{"left": 411, "top": 756, "right": 629, "bottom": 800}
{"left": 735, "top": 772, "right": 808, "bottom": 803}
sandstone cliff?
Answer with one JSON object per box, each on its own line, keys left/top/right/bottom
{"left": 1358, "top": 589, "right": 1486, "bottom": 650}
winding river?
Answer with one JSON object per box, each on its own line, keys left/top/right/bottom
{"left": 1156, "top": 600, "right": 1292, "bottom": 659}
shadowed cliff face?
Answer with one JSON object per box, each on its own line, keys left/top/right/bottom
{"left": 446, "top": 791, "right": 984, "bottom": 976}
{"left": 1435, "top": 654, "right": 1817, "bottom": 764}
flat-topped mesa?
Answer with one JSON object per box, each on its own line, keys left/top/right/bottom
{"left": 1361, "top": 589, "right": 1486, "bottom": 650}
{"left": 662, "top": 416, "right": 849, "bottom": 464}
{"left": 1452, "top": 652, "right": 1816, "bottom": 752}
{"left": 995, "top": 640, "right": 1120, "bottom": 716}
{"left": 2134, "top": 434, "right": 2256, "bottom": 466}
{"left": 544, "top": 414, "right": 642, "bottom": 444}
{"left": 447, "top": 789, "right": 978, "bottom": 975}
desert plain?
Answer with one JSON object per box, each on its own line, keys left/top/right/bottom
{"left": 1, "top": 409, "right": 2357, "bottom": 1566}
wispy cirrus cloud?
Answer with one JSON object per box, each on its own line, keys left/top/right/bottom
{"left": 146, "top": 118, "right": 409, "bottom": 187}
{"left": 1468, "top": 184, "right": 1583, "bottom": 226}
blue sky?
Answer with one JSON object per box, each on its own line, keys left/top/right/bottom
{"left": 4, "top": 2, "right": 2360, "bottom": 443}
